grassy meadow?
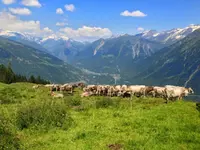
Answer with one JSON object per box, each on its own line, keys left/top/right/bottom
{"left": 0, "top": 82, "right": 200, "bottom": 150}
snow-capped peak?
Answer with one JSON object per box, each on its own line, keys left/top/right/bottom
{"left": 0, "top": 30, "right": 42, "bottom": 43}
{"left": 140, "top": 24, "right": 200, "bottom": 44}
{"left": 40, "top": 34, "right": 69, "bottom": 43}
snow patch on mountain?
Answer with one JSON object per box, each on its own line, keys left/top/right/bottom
{"left": 93, "top": 40, "right": 105, "bottom": 55}
{"left": 141, "top": 24, "right": 200, "bottom": 44}
{"left": 40, "top": 34, "right": 69, "bottom": 43}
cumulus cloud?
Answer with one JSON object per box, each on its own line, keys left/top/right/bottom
{"left": 120, "top": 10, "right": 147, "bottom": 17}
{"left": 9, "top": 8, "right": 31, "bottom": 15}
{"left": 56, "top": 8, "right": 64, "bottom": 14}
{"left": 0, "top": 12, "right": 40, "bottom": 32}
{"left": 2, "top": 0, "right": 15, "bottom": 5}
{"left": 65, "top": 4, "right": 75, "bottom": 12}
{"left": 0, "top": 11, "right": 52, "bottom": 37}
{"left": 59, "top": 26, "right": 112, "bottom": 41}
{"left": 43, "top": 27, "right": 53, "bottom": 33}
{"left": 21, "top": 0, "right": 41, "bottom": 7}
{"left": 56, "top": 22, "right": 67, "bottom": 26}
{"left": 137, "top": 27, "right": 145, "bottom": 32}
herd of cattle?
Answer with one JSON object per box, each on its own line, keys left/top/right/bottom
{"left": 82, "top": 85, "right": 194, "bottom": 102}
{"left": 34, "top": 83, "right": 195, "bottom": 103}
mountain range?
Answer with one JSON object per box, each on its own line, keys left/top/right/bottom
{"left": 0, "top": 24, "right": 200, "bottom": 93}
{"left": 133, "top": 29, "right": 200, "bottom": 93}
{"left": 138, "top": 24, "right": 200, "bottom": 45}
{"left": 1, "top": 24, "right": 199, "bottom": 62}
{"left": 0, "top": 37, "right": 114, "bottom": 84}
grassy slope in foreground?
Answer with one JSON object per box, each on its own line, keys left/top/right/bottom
{"left": 0, "top": 82, "right": 200, "bottom": 150}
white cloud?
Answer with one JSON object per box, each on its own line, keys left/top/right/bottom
{"left": 65, "top": 4, "right": 75, "bottom": 12}
{"left": 21, "top": 0, "right": 41, "bottom": 7}
{"left": 59, "top": 26, "right": 112, "bottom": 41}
{"left": 0, "top": 12, "right": 40, "bottom": 32}
{"left": 137, "top": 27, "right": 145, "bottom": 32}
{"left": 120, "top": 10, "right": 147, "bottom": 17}
{"left": 56, "top": 22, "right": 67, "bottom": 26}
{"left": 0, "top": 11, "right": 52, "bottom": 37}
{"left": 0, "top": 11, "right": 111, "bottom": 41}
{"left": 9, "top": 8, "right": 31, "bottom": 15}
{"left": 56, "top": 8, "right": 64, "bottom": 14}
{"left": 43, "top": 27, "right": 53, "bottom": 33}
{"left": 2, "top": 0, "right": 15, "bottom": 5}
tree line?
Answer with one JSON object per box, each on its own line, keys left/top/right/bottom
{"left": 0, "top": 63, "right": 50, "bottom": 85}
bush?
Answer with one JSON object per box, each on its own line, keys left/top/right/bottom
{"left": 0, "top": 87, "right": 22, "bottom": 104}
{"left": 96, "top": 97, "right": 114, "bottom": 109}
{"left": 16, "top": 99, "right": 73, "bottom": 130}
{"left": 65, "top": 96, "right": 81, "bottom": 107}
{"left": 196, "top": 103, "right": 200, "bottom": 112}
{"left": 0, "top": 113, "right": 20, "bottom": 150}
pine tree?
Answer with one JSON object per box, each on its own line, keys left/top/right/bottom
{"left": 5, "top": 62, "right": 15, "bottom": 84}
{"left": 0, "top": 63, "right": 50, "bottom": 84}
{"left": 29, "top": 75, "right": 36, "bottom": 83}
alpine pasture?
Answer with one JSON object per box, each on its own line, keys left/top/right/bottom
{"left": 0, "top": 82, "right": 200, "bottom": 150}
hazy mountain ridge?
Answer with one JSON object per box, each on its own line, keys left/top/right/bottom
{"left": 0, "top": 30, "right": 87, "bottom": 62}
{"left": 40, "top": 37, "right": 87, "bottom": 62}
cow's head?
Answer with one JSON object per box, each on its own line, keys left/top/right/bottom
{"left": 188, "top": 87, "right": 194, "bottom": 94}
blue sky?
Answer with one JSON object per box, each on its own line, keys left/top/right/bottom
{"left": 0, "top": 0, "right": 200, "bottom": 41}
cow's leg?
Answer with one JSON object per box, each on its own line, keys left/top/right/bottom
{"left": 165, "top": 96, "right": 169, "bottom": 104}
{"left": 143, "top": 90, "right": 146, "bottom": 98}
{"left": 130, "top": 93, "right": 133, "bottom": 109}
{"left": 179, "top": 96, "right": 182, "bottom": 101}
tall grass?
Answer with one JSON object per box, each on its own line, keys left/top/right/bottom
{"left": 16, "top": 99, "right": 73, "bottom": 131}
{"left": 0, "top": 112, "right": 20, "bottom": 150}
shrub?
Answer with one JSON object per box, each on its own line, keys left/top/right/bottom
{"left": 16, "top": 99, "right": 73, "bottom": 130}
{"left": 65, "top": 96, "right": 81, "bottom": 107}
{"left": 0, "top": 113, "right": 20, "bottom": 150}
{"left": 196, "top": 102, "right": 200, "bottom": 112}
{"left": 0, "top": 87, "right": 22, "bottom": 104}
{"left": 96, "top": 97, "right": 114, "bottom": 109}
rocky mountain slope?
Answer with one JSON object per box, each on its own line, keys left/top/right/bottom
{"left": 40, "top": 36, "right": 86, "bottom": 62}
{"left": 71, "top": 34, "right": 164, "bottom": 83}
{"left": 133, "top": 29, "right": 200, "bottom": 94}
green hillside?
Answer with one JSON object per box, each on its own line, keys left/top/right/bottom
{"left": 0, "top": 37, "right": 114, "bottom": 84}
{"left": 1, "top": 82, "right": 200, "bottom": 150}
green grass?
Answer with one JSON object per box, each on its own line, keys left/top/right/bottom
{"left": 0, "top": 83, "right": 200, "bottom": 150}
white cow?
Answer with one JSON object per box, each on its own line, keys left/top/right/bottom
{"left": 81, "top": 91, "right": 94, "bottom": 97}
{"left": 151, "top": 86, "right": 166, "bottom": 98}
{"left": 51, "top": 92, "right": 64, "bottom": 98}
{"left": 127, "top": 85, "right": 146, "bottom": 97}
{"left": 60, "top": 84, "right": 73, "bottom": 93}
{"left": 165, "top": 85, "right": 194, "bottom": 103}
